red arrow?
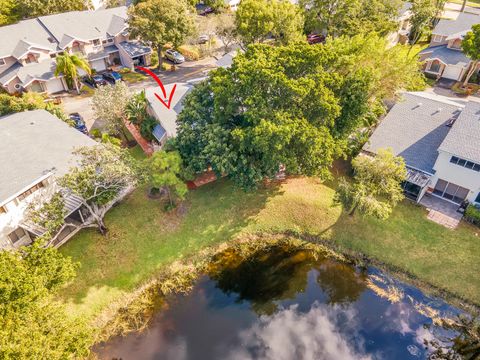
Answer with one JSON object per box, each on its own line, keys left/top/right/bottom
{"left": 135, "top": 66, "right": 177, "bottom": 109}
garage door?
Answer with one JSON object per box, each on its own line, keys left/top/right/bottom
{"left": 91, "top": 58, "right": 107, "bottom": 72}
{"left": 442, "top": 65, "right": 464, "bottom": 81}
{"left": 45, "top": 78, "right": 65, "bottom": 94}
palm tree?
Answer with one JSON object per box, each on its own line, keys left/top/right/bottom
{"left": 54, "top": 53, "right": 91, "bottom": 94}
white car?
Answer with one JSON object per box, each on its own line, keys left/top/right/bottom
{"left": 165, "top": 49, "right": 185, "bottom": 64}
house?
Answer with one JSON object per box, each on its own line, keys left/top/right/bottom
{"left": 0, "top": 110, "right": 97, "bottom": 250}
{"left": 0, "top": 6, "right": 151, "bottom": 95}
{"left": 388, "top": 2, "right": 413, "bottom": 46}
{"left": 363, "top": 92, "right": 480, "bottom": 206}
{"left": 420, "top": 12, "right": 480, "bottom": 81}
{"left": 145, "top": 83, "right": 192, "bottom": 146}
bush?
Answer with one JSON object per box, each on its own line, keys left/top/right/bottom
{"left": 178, "top": 45, "right": 200, "bottom": 61}
{"left": 140, "top": 116, "right": 157, "bottom": 141}
{"left": 118, "top": 68, "right": 132, "bottom": 74}
{"left": 90, "top": 128, "right": 102, "bottom": 138}
{"left": 151, "top": 50, "right": 159, "bottom": 68}
{"left": 465, "top": 204, "right": 480, "bottom": 227}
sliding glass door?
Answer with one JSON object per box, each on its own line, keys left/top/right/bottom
{"left": 433, "top": 179, "right": 469, "bottom": 204}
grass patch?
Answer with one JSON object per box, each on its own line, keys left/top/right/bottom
{"left": 120, "top": 70, "right": 148, "bottom": 84}
{"left": 127, "top": 145, "right": 147, "bottom": 161}
{"left": 60, "top": 177, "right": 480, "bottom": 320}
{"left": 448, "top": 0, "right": 480, "bottom": 8}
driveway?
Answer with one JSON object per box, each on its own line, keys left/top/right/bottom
{"left": 61, "top": 56, "right": 218, "bottom": 130}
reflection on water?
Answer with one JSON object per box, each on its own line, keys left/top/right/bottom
{"left": 96, "top": 244, "right": 461, "bottom": 360}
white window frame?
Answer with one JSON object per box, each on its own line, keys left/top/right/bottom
{"left": 432, "top": 34, "right": 443, "bottom": 43}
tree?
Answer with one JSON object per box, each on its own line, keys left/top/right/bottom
{"left": 301, "top": 0, "right": 401, "bottom": 38}
{"left": 91, "top": 81, "right": 131, "bottom": 139}
{"left": 462, "top": 24, "right": 480, "bottom": 87}
{"left": 175, "top": 38, "right": 424, "bottom": 189}
{"left": 56, "top": 144, "right": 139, "bottom": 235}
{"left": 204, "top": 0, "right": 226, "bottom": 12}
{"left": 128, "top": 0, "right": 195, "bottom": 70}
{"left": 147, "top": 150, "right": 188, "bottom": 209}
{"left": 235, "top": 0, "right": 304, "bottom": 47}
{"left": 0, "top": 242, "right": 91, "bottom": 359}
{"left": 215, "top": 13, "right": 238, "bottom": 54}
{"left": 54, "top": 53, "right": 91, "bottom": 94}
{"left": 126, "top": 90, "right": 148, "bottom": 125}
{"left": 0, "top": 92, "right": 70, "bottom": 123}
{"left": 0, "top": 0, "right": 18, "bottom": 25}
{"left": 333, "top": 149, "right": 406, "bottom": 219}
{"left": 409, "top": 0, "right": 436, "bottom": 48}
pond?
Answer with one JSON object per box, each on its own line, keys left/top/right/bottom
{"left": 96, "top": 243, "right": 463, "bottom": 360}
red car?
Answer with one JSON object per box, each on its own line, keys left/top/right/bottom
{"left": 307, "top": 34, "right": 325, "bottom": 45}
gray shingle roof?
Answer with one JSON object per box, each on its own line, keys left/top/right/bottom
{"left": 0, "top": 63, "right": 22, "bottom": 85}
{"left": 0, "top": 18, "right": 57, "bottom": 58}
{"left": 363, "top": 92, "right": 464, "bottom": 174}
{"left": 433, "top": 12, "right": 480, "bottom": 36}
{"left": 439, "top": 101, "right": 480, "bottom": 163}
{"left": 118, "top": 41, "right": 151, "bottom": 58}
{"left": 0, "top": 110, "right": 97, "bottom": 206}
{"left": 38, "top": 7, "right": 128, "bottom": 49}
{"left": 87, "top": 45, "right": 118, "bottom": 61}
{"left": 420, "top": 45, "right": 470, "bottom": 65}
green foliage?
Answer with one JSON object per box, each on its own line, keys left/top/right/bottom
{"left": 175, "top": 37, "right": 423, "bottom": 189}
{"left": 0, "top": 0, "right": 18, "bottom": 25}
{"left": 0, "top": 93, "right": 69, "bottom": 124}
{"left": 101, "top": 133, "right": 123, "bottom": 147}
{"left": 147, "top": 150, "right": 188, "bottom": 208}
{"left": 334, "top": 149, "right": 407, "bottom": 219}
{"left": 178, "top": 45, "right": 201, "bottom": 60}
{"left": 139, "top": 115, "right": 158, "bottom": 141}
{"left": 204, "top": 0, "right": 226, "bottom": 11}
{"left": 28, "top": 192, "right": 66, "bottom": 239}
{"left": 215, "top": 13, "right": 238, "bottom": 53}
{"left": 410, "top": 0, "right": 437, "bottom": 45}
{"left": 235, "top": 0, "right": 304, "bottom": 46}
{"left": 462, "top": 24, "right": 480, "bottom": 85}
{"left": 0, "top": 242, "right": 92, "bottom": 359}
{"left": 54, "top": 53, "right": 91, "bottom": 93}
{"left": 91, "top": 82, "right": 131, "bottom": 138}
{"left": 465, "top": 204, "right": 480, "bottom": 227}
{"left": 128, "top": 0, "right": 195, "bottom": 69}
{"left": 301, "top": 0, "right": 401, "bottom": 37}
{"left": 126, "top": 90, "right": 148, "bottom": 125}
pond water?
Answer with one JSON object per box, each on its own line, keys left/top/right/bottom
{"left": 96, "top": 244, "right": 461, "bottom": 360}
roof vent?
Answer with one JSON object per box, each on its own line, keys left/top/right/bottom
{"left": 30, "top": 121, "right": 35, "bottom": 125}
{"left": 48, "top": 37, "right": 56, "bottom": 43}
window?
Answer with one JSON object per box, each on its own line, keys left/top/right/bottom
{"left": 16, "top": 182, "right": 44, "bottom": 202}
{"left": 432, "top": 34, "right": 443, "bottom": 43}
{"left": 450, "top": 156, "right": 480, "bottom": 172}
{"left": 102, "top": 37, "right": 114, "bottom": 45}
{"left": 475, "top": 193, "right": 480, "bottom": 203}
{"left": 429, "top": 60, "right": 441, "bottom": 73}
{"left": 92, "top": 39, "right": 101, "bottom": 46}
{"left": 0, "top": 58, "right": 5, "bottom": 66}
{"left": 8, "top": 228, "right": 26, "bottom": 243}
{"left": 433, "top": 179, "right": 470, "bottom": 204}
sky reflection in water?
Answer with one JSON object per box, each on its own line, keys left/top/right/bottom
{"left": 97, "top": 247, "right": 459, "bottom": 360}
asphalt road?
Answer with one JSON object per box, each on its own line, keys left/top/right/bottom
{"left": 61, "top": 56, "right": 217, "bottom": 130}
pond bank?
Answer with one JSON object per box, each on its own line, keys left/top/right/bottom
{"left": 91, "top": 233, "right": 478, "bottom": 349}
{"left": 93, "top": 234, "right": 472, "bottom": 360}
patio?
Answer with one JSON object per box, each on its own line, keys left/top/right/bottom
{"left": 420, "top": 193, "right": 463, "bottom": 229}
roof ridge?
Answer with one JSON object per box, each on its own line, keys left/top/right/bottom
{"left": 404, "top": 92, "right": 466, "bottom": 108}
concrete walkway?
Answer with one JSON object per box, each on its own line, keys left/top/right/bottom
{"left": 420, "top": 193, "right": 463, "bottom": 229}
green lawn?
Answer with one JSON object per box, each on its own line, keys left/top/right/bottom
{"left": 448, "top": 0, "right": 480, "bottom": 8}
{"left": 60, "top": 177, "right": 480, "bottom": 319}
{"left": 120, "top": 71, "right": 148, "bottom": 84}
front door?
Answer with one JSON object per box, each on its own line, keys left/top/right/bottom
{"left": 433, "top": 179, "right": 469, "bottom": 204}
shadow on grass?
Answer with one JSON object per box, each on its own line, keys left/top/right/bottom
{"left": 59, "top": 178, "right": 284, "bottom": 309}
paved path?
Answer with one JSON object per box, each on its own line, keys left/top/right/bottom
{"left": 420, "top": 194, "right": 462, "bottom": 229}
{"left": 61, "top": 57, "right": 217, "bottom": 130}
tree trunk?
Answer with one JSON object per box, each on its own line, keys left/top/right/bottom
{"left": 96, "top": 217, "right": 107, "bottom": 235}
{"left": 166, "top": 187, "right": 173, "bottom": 208}
{"left": 74, "top": 77, "right": 80, "bottom": 94}
{"left": 463, "top": 60, "right": 478, "bottom": 88}
{"left": 157, "top": 46, "right": 163, "bottom": 71}
{"left": 349, "top": 204, "right": 358, "bottom": 217}
{"left": 461, "top": 0, "right": 467, "bottom": 12}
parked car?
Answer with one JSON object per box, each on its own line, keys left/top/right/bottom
{"left": 307, "top": 34, "right": 325, "bottom": 45}
{"left": 83, "top": 74, "right": 107, "bottom": 87}
{"left": 199, "top": 6, "right": 214, "bottom": 16}
{"left": 68, "top": 113, "right": 88, "bottom": 134}
{"left": 102, "top": 71, "right": 122, "bottom": 84}
{"left": 197, "top": 34, "right": 209, "bottom": 44}
{"left": 165, "top": 49, "right": 185, "bottom": 64}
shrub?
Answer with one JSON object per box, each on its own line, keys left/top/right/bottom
{"left": 178, "top": 45, "right": 200, "bottom": 61}
{"left": 465, "top": 204, "right": 480, "bottom": 227}
{"left": 90, "top": 128, "right": 102, "bottom": 138}
{"left": 140, "top": 116, "right": 157, "bottom": 141}
{"left": 151, "top": 50, "right": 159, "bottom": 68}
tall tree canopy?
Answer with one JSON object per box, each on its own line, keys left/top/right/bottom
{"left": 301, "top": 0, "right": 401, "bottom": 38}
{"left": 175, "top": 36, "right": 424, "bottom": 189}
{"left": 462, "top": 24, "right": 480, "bottom": 87}
{"left": 128, "top": 0, "right": 195, "bottom": 69}
{"left": 0, "top": 0, "right": 90, "bottom": 25}
{"left": 235, "top": 0, "right": 304, "bottom": 47}
{"left": 409, "top": 0, "right": 437, "bottom": 46}
{"left": 334, "top": 149, "right": 406, "bottom": 219}
{"left": 54, "top": 53, "right": 91, "bottom": 94}
{"left": 0, "top": 242, "right": 91, "bottom": 359}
